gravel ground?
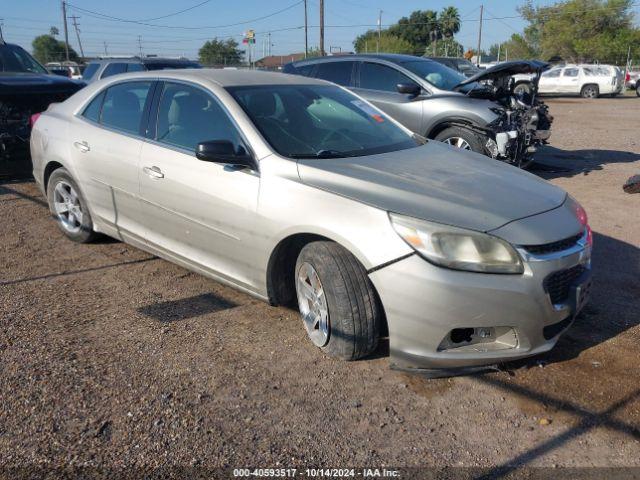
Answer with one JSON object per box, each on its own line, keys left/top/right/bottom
{"left": 0, "top": 97, "right": 639, "bottom": 477}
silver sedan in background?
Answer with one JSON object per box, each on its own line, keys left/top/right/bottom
{"left": 30, "top": 70, "right": 592, "bottom": 376}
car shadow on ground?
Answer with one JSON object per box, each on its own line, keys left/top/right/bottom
{"left": 528, "top": 145, "right": 640, "bottom": 180}
{"left": 138, "top": 292, "right": 239, "bottom": 322}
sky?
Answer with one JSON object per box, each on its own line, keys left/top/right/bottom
{"left": 2, "top": 0, "right": 638, "bottom": 60}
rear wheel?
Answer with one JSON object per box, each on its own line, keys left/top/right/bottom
{"left": 580, "top": 84, "right": 599, "bottom": 99}
{"left": 295, "top": 241, "right": 381, "bottom": 360}
{"left": 636, "top": 84, "right": 640, "bottom": 97}
{"left": 47, "top": 168, "right": 97, "bottom": 243}
{"left": 434, "top": 126, "right": 486, "bottom": 155}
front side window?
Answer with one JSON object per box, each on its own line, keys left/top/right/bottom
{"left": 359, "top": 62, "right": 412, "bottom": 92}
{"left": 313, "top": 61, "right": 355, "bottom": 86}
{"left": 101, "top": 63, "right": 128, "bottom": 79}
{"left": 156, "top": 82, "right": 242, "bottom": 151}
{"left": 100, "top": 81, "right": 153, "bottom": 134}
{"left": 400, "top": 59, "right": 466, "bottom": 90}
{"left": 563, "top": 68, "right": 579, "bottom": 77}
{"left": 229, "top": 84, "right": 419, "bottom": 159}
{"left": 543, "top": 69, "right": 561, "bottom": 78}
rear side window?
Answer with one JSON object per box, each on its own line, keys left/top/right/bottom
{"left": 314, "top": 61, "right": 354, "bottom": 86}
{"left": 82, "top": 63, "right": 100, "bottom": 80}
{"left": 82, "top": 91, "right": 106, "bottom": 122}
{"left": 295, "top": 64, "right": 314, "bottom": 76}
{"left": 100, "top": 81, "right": 153, "bottom": 134}
{"left": 127, "top": 63, "right": 145, "bottom": 73}
{"left": 101, "top": 63, "right": 127, "bottom": 78}
{"left": 359, "top": 62, "right": 411, "bottom": 92}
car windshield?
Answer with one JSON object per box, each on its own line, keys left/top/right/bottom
{"left": 0, "top": 44, "right": 48, "bottom": 74}
{"left": 400, "top": 59, "right": 466, "bottom": 90}
{"left": 228, "top": 84, "right": 420, "bottom": 159}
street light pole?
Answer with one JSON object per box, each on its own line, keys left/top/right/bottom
{"left": 476, "top": 4, "right": 483, "bottom": 66}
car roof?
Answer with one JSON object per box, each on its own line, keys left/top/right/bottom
{"left": 94, "top": 68, "right": 329, "bottom": 87}
{"left": 290, "top": 53, "right": 435, "bottom": 66}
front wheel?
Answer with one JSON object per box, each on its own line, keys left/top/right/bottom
{"left": 47, "top": 168, "right": 97, "bottom": 243}
{"left": 636, "top": 84, "right": 640, "bottom": 97}
{"left": 295, "top": 241, "right": 381, "bottom": 360}
{"left": 580, "top": 84, "right": 599, "bottom": 99}
{"left": 434, "top": 126, "right": 486, "bottom": 155}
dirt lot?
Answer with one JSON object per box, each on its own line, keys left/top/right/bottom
{"left": 1, "top": 97, "right": 639, "bottom": 477}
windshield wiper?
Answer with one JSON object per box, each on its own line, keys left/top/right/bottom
{"left": 289, "top": 149, "right": 353, "bottom": 159}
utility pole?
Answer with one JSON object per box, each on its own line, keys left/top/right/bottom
{"left": 70, "top": 15, "right": 84, "bottom": 59}
{"left": 377, "top": 10, "right": 382, "bottom": 53}
{"left": 319, "top": 0, "right": 325, "bottom": 56}
{"left": 138, "top": 35, "right": 143, "bottom": 57}
{"left": 61, "top": 1, "right": 70, "bottom": 61}
{"left": 497, "top": 43, "right": 501, "bottom": 63}
{"left": 0, "top": 19, "right": 4, "bottom": 43}
{"left": 268, "top": 31, "right": 272, "bottom": 56}
{"left": 303, "top": 0, "right": 308, "bottom": 58}
{"left": 103, "top": 41, "right": 108, "bottom": 56}
{"left": 476, "top": 4, "right": 483, "bottom": 67}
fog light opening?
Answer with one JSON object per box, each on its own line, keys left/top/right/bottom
{"left": 450, "top": 328, "right": 474, "bottom": 344}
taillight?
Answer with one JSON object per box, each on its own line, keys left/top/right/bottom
{"left": 29, "top": 113, "right": 42, "bottom": 128}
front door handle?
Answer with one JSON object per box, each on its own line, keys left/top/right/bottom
{"left": 143, "top": 166, "right": 164, "bottom": 179}
{"left": 73, "top": 141, "right": 90, "bottom": 153}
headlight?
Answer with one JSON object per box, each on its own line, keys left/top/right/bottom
{"left": 389, "top": 213, "right": 524, "bottom": 274}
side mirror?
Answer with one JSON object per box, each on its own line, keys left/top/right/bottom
{"left": 396, "top": 82, "right": 421, "bottom": 96}
{"left": 195, "top": 140, "right": 255, "bottom": 169}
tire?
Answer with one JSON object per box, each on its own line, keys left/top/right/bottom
{"left": 434, "top": 126, "right": 486, "bottom": 154}
{"left": 47, "top": 168, "right": 98, "bottom": 243}
{"left": 636, "top": 84, "right": 640, "bottom": 97}
{"left": 580, "top": 84, "right": 599, "bottom": 99}
{"left": 294, "top": 241, "right": 381, "bottom": 360}
{"left": 513, "top": 82, "right": 532, "bottom": 96}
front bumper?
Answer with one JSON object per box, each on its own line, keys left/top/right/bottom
{"left": 369, "top": 236, "right": 591, "bottom": 373}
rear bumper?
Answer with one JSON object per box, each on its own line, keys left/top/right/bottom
{"left": 369, "top": 239, "right": 591, "bottom": 373}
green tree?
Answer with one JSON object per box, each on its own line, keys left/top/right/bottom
{"left": 518, "top": 0, "right": 638, "bottom": 63}
{"left": 198, "top": 38, "right": 243, "bottom": 66}
{"left": 439, "top": 6, "right": 461, "bottom": 39}
{"left": 353, "top": 32, "right": 415, "bottom": 54}
{"left": 49, "top": 26, "right": 59, "bottom": 36}
{"left": 388, "top": 10, "right": 439, "bottom": 47}
{"left": 32, "top": 35, "right": 78, "bottom": 63}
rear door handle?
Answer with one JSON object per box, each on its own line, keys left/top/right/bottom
{"left": 73, "top": 141, "right": 90, "bottom": 153}
{"left": 143, "top": 166, "right": 164, "bottom": 179}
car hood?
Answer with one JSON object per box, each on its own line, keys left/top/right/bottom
{"left": 296, "top": 141, "right": 566, "bottom": 233}
{"left": 454, "top": 60, "right": 550, "bottom": 90}
{"left": 0, "top": 72, "right": 83, "bottom": 95}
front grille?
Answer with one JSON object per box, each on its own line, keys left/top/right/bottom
{"left": 543, "top": 264, "right": 586, "bottom": 304}
{"left": 524, "top": 232, "right": 583, "bottom": 255}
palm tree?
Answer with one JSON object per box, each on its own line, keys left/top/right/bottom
{"left": 439, "top": 6, "right": 461, "bottom": 39}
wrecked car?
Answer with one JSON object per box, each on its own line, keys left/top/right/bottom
{"left": 31, "top": 69, "right": 592, "bottom": 377}
{"left": 0, "top": 40, "right": 83, "bottom": 177}
{"left": 283, "top": 55, "right": 552, "bottom": 168}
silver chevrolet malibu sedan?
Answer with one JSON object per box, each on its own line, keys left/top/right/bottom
{"left": 30, "top": 70, "right": 593, "bottom": 376}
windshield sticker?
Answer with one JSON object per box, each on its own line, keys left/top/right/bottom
{"left": 351, "top": 100, "right": 385, "bottom": 123}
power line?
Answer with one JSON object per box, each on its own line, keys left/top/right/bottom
{"left": 138, "top": 0, "right": 214, "bottom": 22}
{"left": 66, "top": 0, "right": 304, "bottom": 30}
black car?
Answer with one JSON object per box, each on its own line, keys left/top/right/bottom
{"left": 0, "top": 40, "right": 84, "bottom": 177}
{"left": 428, "top": 57, "right": 481, "bottom": 78}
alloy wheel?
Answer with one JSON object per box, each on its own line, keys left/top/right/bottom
{"left": 53, "top": 180, "right": 84, "bottom": 234}
{"left": 296, "top": 262, "right": 330, "bottom": 347}
{"left": 443, "top": 136, "right": 472, "bottom": 150}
